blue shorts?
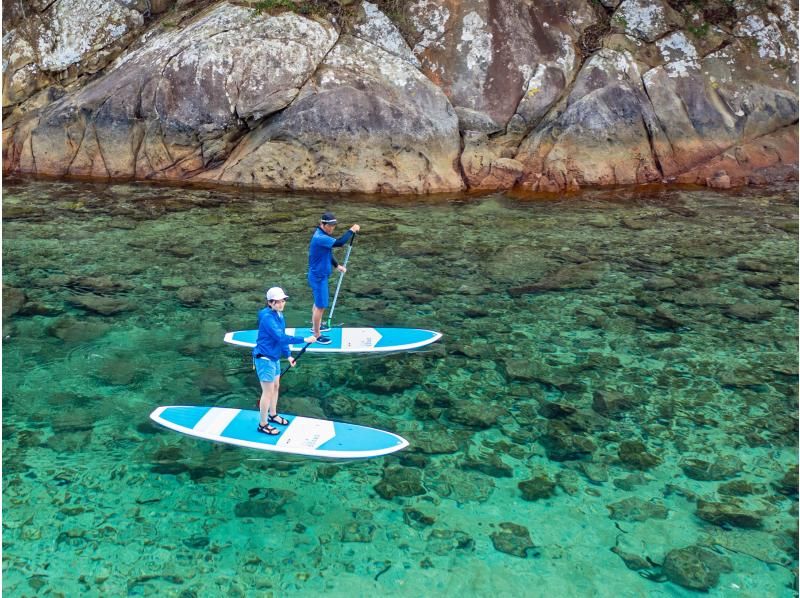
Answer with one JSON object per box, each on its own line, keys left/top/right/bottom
{"left": 308, "top": 276, "right": 329, "bottom": 309}
{"left": 254, "top": 357, "right": 281, "bottom": 382}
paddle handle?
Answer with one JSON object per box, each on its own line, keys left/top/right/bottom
{"left": 281, "top": 341, "right": 313, "bottom": 375}
{"left": 327, "top": 232, "right": 356, "bottom": 328}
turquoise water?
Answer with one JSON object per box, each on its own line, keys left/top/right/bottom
{"left": 3, "top": 178, "right": 797, "bottom": 596}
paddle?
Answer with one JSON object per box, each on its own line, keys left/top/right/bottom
{"left": 326, "top": 231, "right": 356, "bottom": 330}
{"left": 280, "top": 340, "right": 313, "bottom": 376}
{"left": 254, "top": 340, "right": 315, "bottom": 407}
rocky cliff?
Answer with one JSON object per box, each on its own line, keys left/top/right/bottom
{"left": 3, "top": 0, "right": 797, "bottom": 194}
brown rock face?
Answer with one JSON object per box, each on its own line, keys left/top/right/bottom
{"left": 405, "top": 0, "right": 587, "bottom": 132}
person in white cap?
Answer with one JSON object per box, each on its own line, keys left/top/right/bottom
{"left": 252, "top": 287, "right": 316, "bottom": 435}
{"left": 307, "top": 211, "right": 360, "bottom": 343}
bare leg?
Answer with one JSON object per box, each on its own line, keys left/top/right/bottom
{"left": 268, "top": 376, "right": 281, "bottom": 418}
{"left": 258, "top": 380, "right": 277, "bottom": 425}
{"left": 312, "top": 305, "right": 325, "bottom": 336}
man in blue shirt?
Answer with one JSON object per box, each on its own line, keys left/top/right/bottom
{"left": 253, "top": 287, "right": 316, "bottom": 435}
{"left": 308, "top": 212, "right": 360, "bottom": 344}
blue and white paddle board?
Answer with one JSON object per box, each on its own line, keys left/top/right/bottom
{"left": 223, "top": 327, "right": 442, "bottom": 353}
{"left": 150, "top": 406, "right": 409, "bottom": 459}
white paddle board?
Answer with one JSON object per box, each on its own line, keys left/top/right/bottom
{"left": 150, "top": 406, "right": 409, "bottom": 459}
{"left": 224, "top": 327, "right": 442, "bottom": 353}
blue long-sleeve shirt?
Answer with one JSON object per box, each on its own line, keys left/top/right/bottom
{"left": 253, "top": 307, "right": 305, "bottom": 360}
{"left": 308, "top": 226, "right": 354, "bottom": 280}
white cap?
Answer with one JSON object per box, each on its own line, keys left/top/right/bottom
{"left": 265, "top": 287, "right": 289, "bottom": 301}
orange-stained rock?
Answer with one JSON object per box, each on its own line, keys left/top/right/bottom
{"left": 675, "top": 126, "right": 799, "bottom": 187}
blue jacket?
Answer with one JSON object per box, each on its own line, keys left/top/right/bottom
{"left": 308, "top": 227, "right": 354, "bottom": 280}
{"left": 253, "top": 307, "right": 305, "bottom": 360}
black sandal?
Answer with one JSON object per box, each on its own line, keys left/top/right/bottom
{"left": 268, "top": 413, "right": 289, "bottom": 426}
{"left": 257, "top": 423, "right": 280, "bottom": 435}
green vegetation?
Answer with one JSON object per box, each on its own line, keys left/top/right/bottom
{"left": 687, "top": 22, "right": 710, "bottom": 37}
{"left": 245, "top": 0, "right": 360, "bottom": 29}
{"left": 244, "top": 0, "right": 413, "bottom": 39}
{"left": 251, "top": 0, "right": 317, "bottom": 16}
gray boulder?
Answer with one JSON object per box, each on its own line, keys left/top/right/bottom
{"left": 517, "top": 49, "right": 662, "bottom": 191}
{"left": 204, "top": 34, "right": 463, "bottom": 193}
{"left": 11, "top": 5, "right": 339, "bottom": 180}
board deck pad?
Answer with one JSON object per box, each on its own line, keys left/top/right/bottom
{"left": 150, "top": 406, "right": 409, "bottom": 459}
{"left": 224, "top": 327, "right": 442, "bottom": 353}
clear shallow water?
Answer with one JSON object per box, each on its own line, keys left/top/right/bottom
{"left": 2, "top": 178, "right": 797, "bottom": 596}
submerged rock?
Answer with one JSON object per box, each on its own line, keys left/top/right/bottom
{"left": 662, "top": 545, "right": 732, "bottom": 591}
{"left": 556, "top": 469, "right": 582, "bottom": 496}
{"left": 374, "top": 465, "right": 426, "bottom": 499}
{"left": 680, "top": 455, "right": 743, "bottom": 481}
{"left": 427, "top": 528, "right": 475, "bottom": 556}
{"left": 509, "top": 262, "right": 608, "bottom": 295}
{"left": 695, "top": 500, "right": 764, "bottom": 529}
{"left": 540, "top": 421, "right": 596, "bottom": 461}
{"left": 68, "top": 293, "right": 133, "bottom": 316}
{"left": 234, "top": 488, "right": 296, "bottom": 518}
{"left": 460, "top": 453, "right": 514, "bottom": 478}
{"left": 504, "top": 358, "right": 575, "bottom": 388}
{"left": 68, "top": 275, "right": 133, "bottom": 295}
{"left": 322, "top": 393, "right": 357, "bottom": 417}
{"left": 176, "top": 287, "right": 204, "bottom": 306}
{"left": 427, "top": 469, "right": 495, "bottom": 502}
{"left": 717, "top": 480, "right": 766, "bottom": 497}
{"left": 618, "top": 440, "right": 661, "bottom": 470}
{"left": 48, "top": 317, "right": 110, "bottom": 343}
{"left": 611, "top": 545, "right": 653, "bottom": 571}
{"left": 446, "top": 400, "right": 504, "bottom": 429}
{"left": 607, "top": 497, "right": 668, "bottom": 522}
{"left": 613, "top": 473, "right": 649, "bottom": 491}
{"left": 774, "top": 466, "right": 799, "bottom": 497}
{"left": 403, "top": 508, "right": 436, "bottom": 529}
{"left": 726, "top": 302, "right": 780, "bottom": 322}
{"left": 538, "top": 402, "right": 577, "bottom": 419}
{"left": 2, "top": 286, "right": 27, "bottom": 319}
{"left": 490, "top": 522, "right": 536, "bottom": 558}
{"left": 592, "top": 390, "right": 640, "bottom": 418}
{"left": 579, "top": 462, "right": 609, "bottom": 484}
{"left": 408, "top": 430, "right": 461, "bottom": 455}
{"left": 340, "top": 521, "right": 377, "bottom": 543}
{"left": 518, "top": 474, "right": 556, "bottom": 501}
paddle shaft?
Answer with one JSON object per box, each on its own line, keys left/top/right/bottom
{"left": 281, "top": 341, "right": 313, "bottom": 375}
{"left": 327, "top": 232, "right": 356, "bottom": 328}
